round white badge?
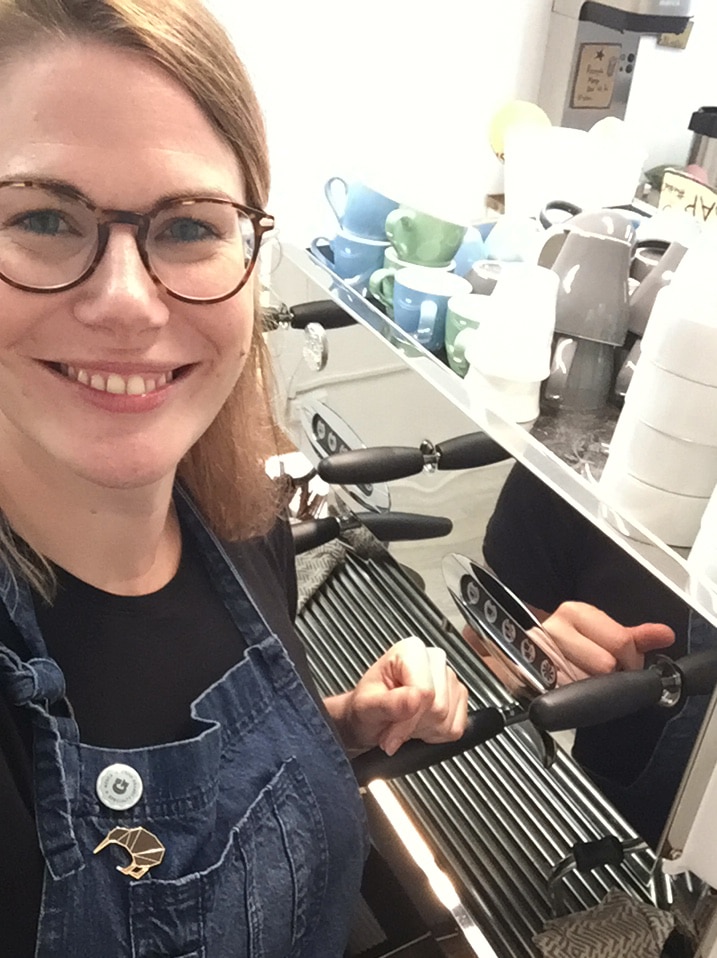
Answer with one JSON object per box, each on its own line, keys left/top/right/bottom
{"left": 96, "top": 763, "right": 144, "bottom": 811}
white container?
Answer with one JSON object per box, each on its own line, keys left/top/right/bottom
{"left": 623, "top": 357, "right": 717, "bottom": 445}
{"left": 503, "top": 125, "right": 645, "bottom": 219}
{"left": 599, "top": 461, "right": 708, "bottom": 547}
{"left": 606, "top": 409, "right": 717, "bottom": 498}
{"left": 464, "top": 367, "right": 540, "bottom": 424}
{"left": 462, "top": 264, "right": 557, "bottom": 382}
{"left": 640, "top": 286, "right": 717, "bottom": 387}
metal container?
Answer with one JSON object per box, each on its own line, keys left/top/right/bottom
{"left": 688, "top": 107, "right": 717, "bottom": 186}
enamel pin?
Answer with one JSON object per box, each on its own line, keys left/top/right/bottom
{"left": 93, "top": 825, "right": 166, "bottom": 880}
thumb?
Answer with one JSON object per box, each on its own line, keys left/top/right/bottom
{"left": 626, "top": 623, "right": 676, "bottom": 654}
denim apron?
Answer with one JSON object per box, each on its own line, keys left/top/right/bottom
{"left": 577, "top": 609, "right": 715, "bottom": 848}
{"left": 0, "top": 489, "right": 369, "bottom": 958}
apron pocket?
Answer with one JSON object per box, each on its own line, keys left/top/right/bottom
{"left": 129, "top": 757, "right": 329, "bottom": 958}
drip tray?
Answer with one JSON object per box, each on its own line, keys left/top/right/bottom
{"left": 295, "top": 543, "right": 660, "bottom": 958}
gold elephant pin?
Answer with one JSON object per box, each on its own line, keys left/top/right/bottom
{"left": 93, "top": 825, "right": 166, "bottom": 880}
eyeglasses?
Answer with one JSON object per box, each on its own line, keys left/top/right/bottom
{"left": 0, "top": 180, "right": 275, "bottom": 304}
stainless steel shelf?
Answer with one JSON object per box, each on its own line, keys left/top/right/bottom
{"left": 280, "top": 243, "right": 717, "bottom": 629}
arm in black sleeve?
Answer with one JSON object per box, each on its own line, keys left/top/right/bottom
{"left": 482, "top": 463, "right": 588, "bottom": 613}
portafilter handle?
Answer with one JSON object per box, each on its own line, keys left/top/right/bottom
{"left": 317, "top": 432, "right": 510, "bottom": 485}
{"left": 352, "top": 707, "right": 517, "bottom": 787}
{"left": 292, "top": 512, "right": 453, "bottom": 555}
{"left": 529, "top": 648, "right": 717, "bottom": 732}
{"left": 288, "top": 300, "right": 355, "bottom": 330}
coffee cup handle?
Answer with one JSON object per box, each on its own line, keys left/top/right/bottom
{"left": 368, "top": 267, "right": 396, "bottom": 311}
{"left": 416, "top": 300, "right": 438, "bottom": 345}
{"left": 538, "top": 199, "right": 583, "bottom": 230}
{"left": 309, "top": 236, "right": 333, "bottom": 268}
{"left": 324, "top": 177, "right": 348, "bottom": 224}
{"left": 384, "top": 207, "right": 414, "bottom": 252}
{"left": 453, "top": 327, "right": 477, "bottom": 366}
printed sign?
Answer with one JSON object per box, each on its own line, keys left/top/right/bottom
{"left": 571, "top": 43, "right": 622, "bottom": 110}
{"left": 659, "top": 168, "right": 717, "bottom": 224}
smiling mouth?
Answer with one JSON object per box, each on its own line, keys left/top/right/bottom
{"left": 47, "top": 362, "right": 188, "bottom": 396}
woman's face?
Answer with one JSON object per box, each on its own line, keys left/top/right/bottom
{"left": 0, "top": 41, "right": 255, "bottom": 492}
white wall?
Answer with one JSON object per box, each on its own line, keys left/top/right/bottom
{"left": 206, "top": 0, "right": 717, "bottom": 244}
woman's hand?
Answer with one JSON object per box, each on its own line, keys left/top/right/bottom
{"left": 535, "top": 601, "right": 676, "bottom": 684}
{"left": 324, "top": 636, "right": 469, "bottom": 756}
{"left": 462, "top": 602, "right": 676, "bottom": 689}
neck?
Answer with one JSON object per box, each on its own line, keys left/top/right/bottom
{"left": 0, "top": 454, "right": 181, "bottom": 597}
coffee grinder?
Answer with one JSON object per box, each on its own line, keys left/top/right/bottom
{"left": 538, "top": 0, "right": 694, "bottom": 131}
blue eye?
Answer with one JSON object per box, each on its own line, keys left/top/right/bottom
{"left": 14, "top": 210, "right": 72, "bottom": 236}
{"left": 161, "top": 218, "right": 217, "bottom": 243}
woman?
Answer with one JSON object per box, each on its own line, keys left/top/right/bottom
{"left": 0, "top": 1, "right": 468, "bottom": 955}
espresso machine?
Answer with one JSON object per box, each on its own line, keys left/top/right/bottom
{"left": 538, "top": 0, "right": 694, "bottom": 131}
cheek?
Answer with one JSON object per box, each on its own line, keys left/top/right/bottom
{"left": 208, "top": 294, "right": 255, "bottom": 376}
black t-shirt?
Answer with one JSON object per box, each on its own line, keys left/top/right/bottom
{"left": 0, "top": 518, "right": 318, "bottom": 958}
{"left": 483, "top": 464, "right": 692, "bottom": 831}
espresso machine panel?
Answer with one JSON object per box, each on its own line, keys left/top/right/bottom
{"left": 538, "top": 0, "right": 694, "bottom": 130}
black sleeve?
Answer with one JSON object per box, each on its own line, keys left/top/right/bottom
{"left": 482, "top": 463, "right": 589, "bottom": 612}
{"left": 223, "top": 519, "right": 322, "bottom": 709}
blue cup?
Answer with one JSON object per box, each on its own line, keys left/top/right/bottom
{"left": 310, "top": 230, "right": 388, "bottom": 288}
{"left": 385, "top": 267, "right": 472, "bottom": 353}
{"left": 324, "top": 177, "right": 399, "bottom": 240}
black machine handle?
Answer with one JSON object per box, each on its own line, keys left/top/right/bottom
{"left": 318, "top": 447, "right": 424, "bottom": 484}
{"left": 529, "top": 671, "right": 664, "bottom": 731}
{"left": 317, "top": 432, "right": 510, "bottom": 485}
{"left": 529, "top": 648, "right": 717, "bottom": 732}
{"left": 352, "top": 707, "right": 508, "bottom": 786}
{"left": 288, "top": 300, "right": 355, "bottom": 330}
{"left": 292, "top": 512, "right": 453, "bottom": 554}
{"left": 434, "top": 432, "right": 511, "bottom": 470}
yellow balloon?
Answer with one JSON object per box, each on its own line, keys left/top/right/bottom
{"left": 489, "top": 101, "right": 552, "bottom": 162}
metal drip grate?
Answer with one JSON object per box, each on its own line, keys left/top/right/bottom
{"left": 296, "top": 545, "right": 660, "bottom": 958}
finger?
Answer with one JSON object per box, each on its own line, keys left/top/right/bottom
{"left": 387, "top": 636, "right": 435, "bottom": 695}
{"left": 426, "top": 647, "right": 449, "bottom": 717}
{"left": 376, "top": 687, "right": 427, "bottom": 755}
{"left": 414, "top": 670, "right": 469, "bottom": 743}
{"left": 541, "top": 603, "right": 643, "bottom": 674}
{"left": 627, "top": 623, "right": 676, "bottom": 654}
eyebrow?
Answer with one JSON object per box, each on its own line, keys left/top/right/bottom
{"left": 0, "top": 175, "right": 241, "bottom": 208}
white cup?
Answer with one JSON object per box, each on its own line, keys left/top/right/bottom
{"left": 599, "top": 460, "right": 708, "bottom": 547}
{"left": 606, "top": 408, "right": 717, "bottom": 497}
{"left": 463, "top": 263, "right": 558, "bottom": 381}
{"left": 640, "top": 287, "right": 717, "bottom": 387}
{"left": 464, "top": 366, "right": 541, "bottom": 424}
{"left": 623, "top": 356, "right": 717, "bottom": 444}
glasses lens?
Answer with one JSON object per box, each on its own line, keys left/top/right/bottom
{"left": 147, "top": 199, "right": 256, "bottom": 300}
{"left": 0, "top": 184, "right": 98, "bottom": 289}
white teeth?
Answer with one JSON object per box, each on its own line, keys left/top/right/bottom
{"left": 60, "top": 366, "right": 175, "bottom": 396}
{"left": 126, "top": 375, "right": 147, "bottom": 396}
{"left": 106, "top": 373, "right": 127, "bottom": 395}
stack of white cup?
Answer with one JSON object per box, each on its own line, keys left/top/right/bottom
{"left": 600, "top": 231, "right": 717, "bottom": 547}
{"left": 462, "top": 263, "right": 558, "bottom": 423}
{"left": 688, "top": 490, "right": 717, "bottom": 597}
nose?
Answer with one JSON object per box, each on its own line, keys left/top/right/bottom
{"left": 72, "top": 225, "right": 170, "bottom": 331}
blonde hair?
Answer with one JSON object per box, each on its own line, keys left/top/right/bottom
{"left": 0, "top": 0, "right": 287, "bottom": 596}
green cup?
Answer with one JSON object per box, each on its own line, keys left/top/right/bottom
{"left": 445, "top": 293, "right": 492, "bottom": 377}
{"left": 384, "top": 207, "right": 467, "bottom": 267}
{"left": 383, "top": 244, "right": 455, "bottom": 272}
